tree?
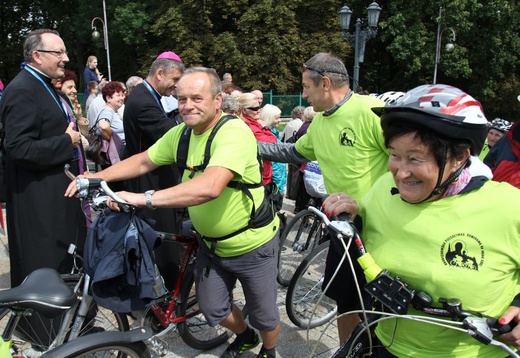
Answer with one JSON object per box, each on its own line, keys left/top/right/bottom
{"left": 0, "top": 0, "right": 519, "bottom": 119}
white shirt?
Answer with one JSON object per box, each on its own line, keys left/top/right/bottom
{"left": 87, "top": 94, "right": 105, "bottom": 129}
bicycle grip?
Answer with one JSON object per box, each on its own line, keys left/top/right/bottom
{"left": 334, "top": 213, "right": 351, "bottom": 222}
{"left": 76, "top": 177, "right": 102, "bottom": 191}
{"left": 488, "top": 317, "right": 518, "bottom": 335}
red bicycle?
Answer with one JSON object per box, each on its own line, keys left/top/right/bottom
{"left": 69, "top": 171, "right": 247, "bottom": 352}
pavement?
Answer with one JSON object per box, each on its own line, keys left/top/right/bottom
{"left": 0, "top": 199, "right": 341, "bottom": 358}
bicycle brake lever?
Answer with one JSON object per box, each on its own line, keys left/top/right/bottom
{"left": 464, "top": 317, "right": 493, "bottom": 344}
{"left": 329, "top": 213, "right": 355, "bottom": 238}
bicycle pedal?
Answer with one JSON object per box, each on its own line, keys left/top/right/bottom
{"left": 149, "top": 336, "right": 168, "bottom": 357}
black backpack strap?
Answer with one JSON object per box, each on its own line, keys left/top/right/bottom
{"left": 176, "top": 124, "right": 192, "bottom": 172}
{"left": 176, "top": 114, "right": 238, "bottom": 179}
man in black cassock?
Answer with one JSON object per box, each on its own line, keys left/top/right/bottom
{"left": 123, "top": 53, "right": 185, "bottom": 289}
{"left": 0, "top": 29, "right": 86, "bottom": 346}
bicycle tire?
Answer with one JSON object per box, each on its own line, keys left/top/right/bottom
{"left": 177, "top": 264, "right": 247, "bottom": 350}
{"left": 278, "top": 209, "right": 324, "bottom": 287}
{"left": 286, "top": 241, "right": 337, "bottom": 328}
{"left": 44, "top": 342, "right": 150, "bottom": 358}
{"left": 2, "top": 273, "right": 129, "bottom": 353}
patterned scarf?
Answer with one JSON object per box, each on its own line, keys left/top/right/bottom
{"left": 441, "top": 168, "right": 471, "bottom": 198}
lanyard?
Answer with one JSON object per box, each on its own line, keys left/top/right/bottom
{"left": 25, "top": 66, "right": 68, "bottom": 122}
{"left": 142, "top": 80, "right": 166, "bottom": 116}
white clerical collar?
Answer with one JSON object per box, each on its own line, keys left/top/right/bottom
{"left": 26, "top": 64, "right": 52, "bottom": 79}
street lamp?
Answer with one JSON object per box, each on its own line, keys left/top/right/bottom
{"left": 90, "top": 0, "right": 111, "bottom": 81}
{"left": 433, "top": 6, "right": 456, "bottom": 84}
{"left": 338, "top": 2, "right": 382, "bottom": 92}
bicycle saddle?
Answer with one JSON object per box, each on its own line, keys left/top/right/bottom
{"left": 0, "top": 267, "right": 76, "bottom": 318}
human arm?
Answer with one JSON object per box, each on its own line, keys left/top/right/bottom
{"left": 3, "top": 81, "right": 78, "bottom": 169}
{"left": 109, "top": 165, "right": 234, "bottom": 210}
{"left": 64, "top": 151, "right": 157, "bottom": 197}
{"left": 97, "top": 119, "right": 112, "bottom": 141}
{"left": 258, "top": 141, "right": 309, "bottom": 164}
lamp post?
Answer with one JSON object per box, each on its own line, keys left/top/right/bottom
{"left": 90, "top": 0, "right": 111, "bottom": 81}
{"left": 433, "top": 6, "right": 456, "bottom": 84}
{"left": 338, "top": 2, "right": 382, "bottom": 92}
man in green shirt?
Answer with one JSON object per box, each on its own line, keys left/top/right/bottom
{"left": 66, "top": 67, "right": 280, "bottom": 358}
{"left": 259, "top": 52, "right": 388, "bottom": 343}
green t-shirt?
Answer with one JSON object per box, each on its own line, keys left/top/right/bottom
{"left": 295, "top": 94, "right": 388, "bottom": 201}
{"left": 148, "top": 114, "right": 278, "bottom": 257}
{"left": 479, "top": 140, "right": 490, "bottom": 161}
{"left": 359, "top": 172, "right": 520, "bottom": 357}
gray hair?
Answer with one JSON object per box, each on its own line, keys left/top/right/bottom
{"left": 303, "top": 106, "right": 316, "bottom": 122}
{"left": 24, "top": 29, "right": 60, "bottom": 63}
{"left": 125, "top": 76, "right": 143, "bottom": 93}
{"left": 222, "top": 72, "right": 232, "bottom": 81}
{"left": 148, "top": 58, "right": 185, "bottom": 78}
{"left": 182, "top": 67, "right": 222, "bottom": 96}
{"left": 97, "top": 80, "right": 108, "bottom": 92}
{"left": 303, "top": 52, "right": 349, "bottom": 88}
{"left": 221, "top": 94, "right": 240, "bottom": 115}
{"left": 291, "top": 106, "right": 305, "bottom": 119}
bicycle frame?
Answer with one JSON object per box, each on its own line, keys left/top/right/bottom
{"left": 148, "top": 232, "right": 199, "bottom": 330}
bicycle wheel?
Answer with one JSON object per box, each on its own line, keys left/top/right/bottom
{"left": 1, "top": 273, "right": 129, "bottom": 353}
{"left": 45, "top": 342, "right": 150, "bottom": 358}
{"left": 286, "top": 242, "right": 337, "bottom": 328}
{"left": 177, "top": 264, "right": 247, "bottom": 350}
{"left": 278, "top": 209, "right": 324, "bottom": 287}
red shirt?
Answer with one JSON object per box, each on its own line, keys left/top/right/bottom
{"left": 243, "top": 115, "right": 277, "bottom": 184}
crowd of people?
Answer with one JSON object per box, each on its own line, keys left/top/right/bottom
{"left": 1, "top": 28, "right": 520, "bottom": 358}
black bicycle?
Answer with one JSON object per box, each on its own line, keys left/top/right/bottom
{"left": 0, "top": 267, "right": 153, "bottom": 358}
{"left": 306, "top": 207, "right": 519, "bottom": 358}
{"left": 277, "top": 198, "right": 326, "bottom": 287}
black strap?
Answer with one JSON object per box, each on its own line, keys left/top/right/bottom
{"left": 177, "top": 114, "right": 237, "bottom": 178}
{"left": 176, "top": 114, "right": 268, "bottom": 245}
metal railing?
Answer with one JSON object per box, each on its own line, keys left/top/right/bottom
{"left": 261, "top": 90, "right": 310, "bottom": 117}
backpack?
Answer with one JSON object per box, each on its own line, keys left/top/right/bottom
{"left": 85, "top": 119, "right": 107, "bottom": 166}
{"left": 86, "top": 109, "right": 124, "bottom": 167}
{"left": 176, "top": 115, "right": 282, "bottom": 243}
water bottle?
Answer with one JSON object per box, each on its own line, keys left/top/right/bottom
{"left": 152, "top": 264, "right": 168, "bottom": 297}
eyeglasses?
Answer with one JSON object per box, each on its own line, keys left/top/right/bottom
{"left": 37, "top": 49, "right": 68, "bottom": 59}
{"left": 247, "top": 106, "right": 261, "bottom": 111}
{"left": 302, "top": 63, "right": 347, "bottom": 77}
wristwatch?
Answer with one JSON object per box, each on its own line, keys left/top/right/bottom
{"left": 144, "top": 190, "right": 156, "bottom": 210}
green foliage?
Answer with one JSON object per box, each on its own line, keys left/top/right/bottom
{"left": 0, "top": 0, "right": 519, "bottom": 119}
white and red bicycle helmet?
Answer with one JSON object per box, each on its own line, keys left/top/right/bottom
{"left": 374, "top": 84, "right": 488, "bottom": 155}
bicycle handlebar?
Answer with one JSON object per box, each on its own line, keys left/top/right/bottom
{"left": 64, "top": 164, "right": 134, "bottom": 212}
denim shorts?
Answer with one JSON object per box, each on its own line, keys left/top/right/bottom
{"left": 194, "top": 234, "right": 280, "bottom": 331}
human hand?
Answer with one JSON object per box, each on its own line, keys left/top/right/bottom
{"left": 106, "top": 191, "right": 143, "bottom": 212}
{"left": 64, "top": 173, "right": 97, "bottom": 197}
{"left": 322, "top": 192, "right": 359, "bottom": 219}
{"left": 498, "top": 306, "right": 520, "bottom": 348}
{"left": 73, "top": 99, "right": 82, "bottom": 119}
{"left": 65, "top": 122, "right": 81, "bottom": 148}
